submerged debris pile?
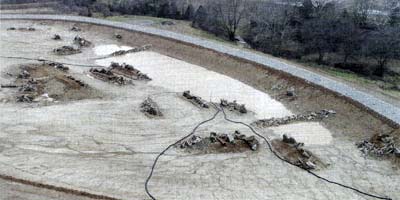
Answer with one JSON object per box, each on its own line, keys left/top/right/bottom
{"left": 140, "top": 97, "right": 163, "bottom": 117}
{"left": 252, "top": 109, "right": 336, "bottom": 127}
{"left": 109, "top": 62, "right": 151, "bottom": 81}
{"left": 182, "top": 90, "right": 209, "bottom": 108}
{"left": 73, "top": 36, "right": 91, "bottom": 47}
{"left": 356, "top": 133, "right": 400, "bottom": 157}
{"left": 272, "top": 134, "right": 320, "bottom": 170}
{"left": 89, "top": 68, "right": 130, "bottom": 85}
{"left": 179, "top": 130, "right": 259, "bottom": 152}
{"left": 53, "top": 46, "right": 81, "bottom": 55}
{"left": 220, "top": 99, "right": 247, "bottom": 114}
{"left": 106, "top": 44, "right": 152, "bottom": 57}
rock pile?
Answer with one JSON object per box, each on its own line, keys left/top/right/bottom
{"left": 140, "top": 97, "right": 163, "bottom": 117}
{"left": 356, "top": 133, "right": 400, "bottom": 157}
{"left": 183, "top": 90, "right": 209, "bottom": 108}
{"left": 73, "top": 36, "right": 91, "bottom": 47}
{"left": 220, "top": 99, "right": 247, "bottom": 114}
{"left": 276, "top": 134, "right": 318, "bottom": 170}
{"left": 53, "top": 46, "right": 81, "bottom": 55}
{"left": 180, "top": 130, "right": 259, "bottom": 152}
{"left": 89, "top": 68, "right": 129, "bottom": 85}
{"left": 252, "top": 109, "right": 336, "bottom": 128}
{"left": 109, "top": 62, "right": 151, "bottom": 81}
{"left": 106, "top": 44, "right": 152, "bottom": 58}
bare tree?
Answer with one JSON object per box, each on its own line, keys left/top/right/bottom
{"left": 211, "top": 0, "right": 248, "bottom": 41}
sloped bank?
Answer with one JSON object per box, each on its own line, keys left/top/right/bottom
{"left": 0, "top": 14, "right": 399, "bottom": 132}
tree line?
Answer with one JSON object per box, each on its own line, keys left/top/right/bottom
{"left": 58, "top": 0, "right": 400, "bottom": 80}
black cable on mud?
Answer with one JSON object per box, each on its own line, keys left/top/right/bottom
{"left": 145, "top": 104, "right": 392, "bottom": 200}
{"left": 0, "top": 55, "right": 101, "bottom": 67}
{"left": 144, "top": 108, "right": 221, "bottom": 200}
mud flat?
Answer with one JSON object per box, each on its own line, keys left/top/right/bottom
{"left": 0, "top": 19, "right": 399, "bottom": 200}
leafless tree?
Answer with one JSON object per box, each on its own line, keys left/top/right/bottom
{"left": 211, "top": 0, "right": 249, "bottom": 41}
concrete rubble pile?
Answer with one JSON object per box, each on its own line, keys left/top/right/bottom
{"left": 107, "top": 44, "right": 152, "bottom": 57}
{"left": 180, "top": 130, "right": 259, "bottom": 151}
{"left": 281, "top": 134, "right": 317, "bottom": 170}
{"left": 73, "top": 36, "right": 92, "bottom": 47}
{"left": 356, "top": 134, "right": 400, "bottom": 157}
{"left": 49, "top": 62, "right": 69, "bottom": 71}
{"left": 183, "top": 90, "right": 209, "bottom": 108}
{"left": 140, "top": 97, "right": 163, "bottom": 117}
{"left": 109, "top": 62, "right": 151, "bottom": 81}
{"left": 252, "top": 109, "right": 336, "bottom": 127}
{"left": 220, "top": 99, "right": 247, "bottom": 114}
{"left": 53, "top": 46, "right": 82, "bottom": 55}
{"left": 89, "top": 68, "right": 129, "bottom": 85}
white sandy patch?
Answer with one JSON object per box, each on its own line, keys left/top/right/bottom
{"left": 270, "top": 122, "right": 333, "bottom": 145}
{"left": 93, "top": 44, "right": 132, "bottom": 56}
{"left": 93, "top": 45, "right": 332, "bottom": 145}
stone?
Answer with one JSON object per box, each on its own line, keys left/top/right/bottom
{"left": 115, "top": 34, "right": 122, "bottom": 39}
{"left": 52, "top": 34, "right": 61, "bottom": 40}
{"left": 282, "top": 134, "right": 296, "bottom": 144}
{"left": 71, "top": 26, "right": 81, "bottom": 31}
{"left": 73, "top": 36, "right": 91, "bottom": 47}
{"left": 286, "top": 87, "right": 295, "bottom": 97}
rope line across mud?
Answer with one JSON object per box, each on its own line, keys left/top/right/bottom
{"left": 0, "top": 55, "right": 101, "bottom": 67}
{"left": 144, "top": 104, "right": 392, "bottom": 200}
